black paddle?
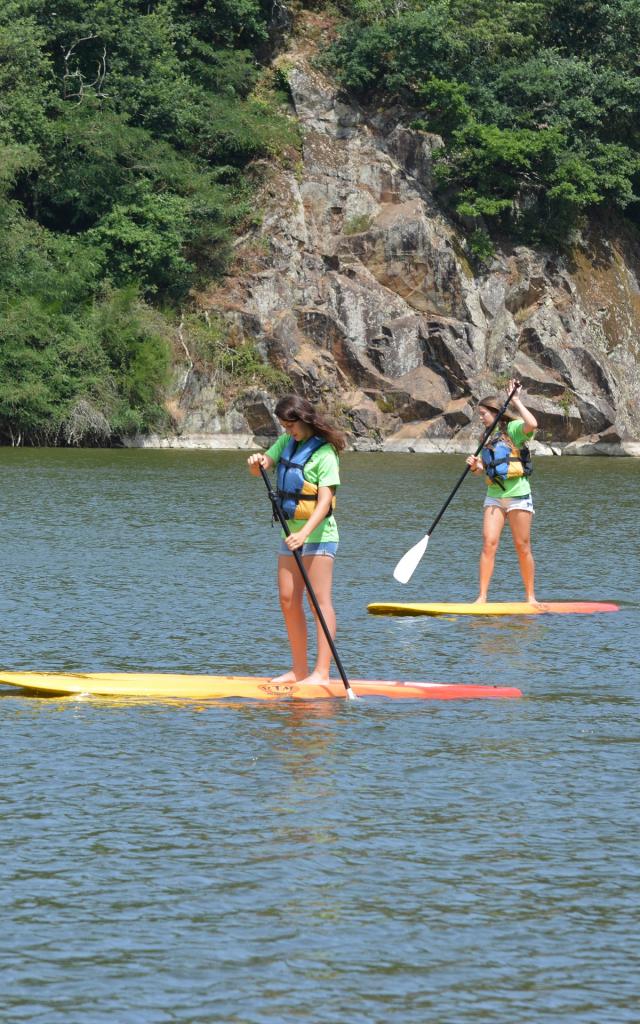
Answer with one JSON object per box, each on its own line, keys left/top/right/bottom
{"left": 393, "top": 381, "right": 521, "bottom": 583}
{"left": 258, "top": 463, "right": 357, "bottom": 700}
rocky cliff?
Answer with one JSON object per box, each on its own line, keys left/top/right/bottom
{"left": 137, "top": 18, "right": 640, "bottom": 456}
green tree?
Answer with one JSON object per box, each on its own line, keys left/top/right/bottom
{"left": 328, "top": 0, "right": 640, "bottom": 240}
{"left": 0, "top": 0, "right": 298, "bottom": 444}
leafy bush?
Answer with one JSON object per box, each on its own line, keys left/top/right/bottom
{"left": 343, "top": 214, "right": 373, "bottom": 235}
{"left": 180, "top": 314, "right": 292, "bottom": 394}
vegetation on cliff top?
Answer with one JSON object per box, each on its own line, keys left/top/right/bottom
{"left": 328, "top": 0, "right": 640, "bottom": 250}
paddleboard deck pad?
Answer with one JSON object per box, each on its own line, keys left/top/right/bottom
{"left": 368, "top": 601, "right": 620, "bottom": 617}
{"left": 0, "top": 671, "right": 521, "bottom": 701}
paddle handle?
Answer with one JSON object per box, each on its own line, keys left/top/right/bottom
{"left": 258, "top": 464, "right": 354, "bottom": 698}
{"left": 424, "top": 382, "right": 521, "bottom": 537}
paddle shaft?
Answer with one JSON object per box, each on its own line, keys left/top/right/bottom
{"left": 258, "top": 464, "right": 354, "bottom": 697}
{"left": 424, "top": 383, "right": 521, "bottom": 537}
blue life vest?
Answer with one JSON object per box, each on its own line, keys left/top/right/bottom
{"left": 481, "top": 431, "right": 532, "bottom": 490}
{"left": 276, "top": 436, "right": 335, "bottom": 520}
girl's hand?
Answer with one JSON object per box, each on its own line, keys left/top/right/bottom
{"left": 467, "top": 454, "right": 483, "bottom": 473}
{"left": 285, "top": 531, "right": 307, "bottom": 551}
{"left": 508, "top": 377, "right": 537, "bottom": 430}
{"left": 247, "top": 452, "right": 271, "bottom": 476}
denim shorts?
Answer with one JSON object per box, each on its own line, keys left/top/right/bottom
{"left": 278, "top": 540, "right": 339, "bottom": 558}
{"left": 484, "top": 493, "right": 534, "bottom": 514}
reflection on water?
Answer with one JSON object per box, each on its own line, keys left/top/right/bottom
{"left": 465, "top": 616, "right": 547, "bottom": 678}
{"left": 1, "top": 448, "right": 638, "bottom": 1024}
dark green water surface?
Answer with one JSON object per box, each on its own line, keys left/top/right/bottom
{"left": 1, "top": 449, "right": 638, "bottom": 1023}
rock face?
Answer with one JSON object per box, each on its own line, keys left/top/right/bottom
{"left": 157, "top": 35, "right": 640, "bottom": 455}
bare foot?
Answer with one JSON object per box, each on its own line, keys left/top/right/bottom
{"left": 526, "top": 597, "right": 546, "bottom": 609}
{"left": 297, "top": 671, "right": 331, "bottom": 687}
{"left": 473, "top": 596, "right": 489, "bottom": 604}
{"left": 269, "top": 670, "right": 301, "bottom": 684}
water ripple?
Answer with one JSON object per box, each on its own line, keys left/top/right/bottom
{"left": 1, "top": 450, "right": 638, "bottom": 1023}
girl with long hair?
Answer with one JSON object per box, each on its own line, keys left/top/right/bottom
{"left": 466, "top": 379, "right": 539, "bottom": 603}
{"left": 248, "top": 395, "right": 346, "bottom": 685}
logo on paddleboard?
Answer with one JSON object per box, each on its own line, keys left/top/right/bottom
{"left": 258, "top": 683, "right": 299, "bottom": 696}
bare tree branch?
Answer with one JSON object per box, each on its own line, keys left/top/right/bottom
{"left": 62, "top": 36, "right": 108, "bottom": 102}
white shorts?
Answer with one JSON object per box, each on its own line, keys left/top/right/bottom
{"left": 484, "top": 493, "right": 534, "bottom": 514}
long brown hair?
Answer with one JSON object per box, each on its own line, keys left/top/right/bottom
{"left": 275, "top": 395, "right": 347, "bottom": 452}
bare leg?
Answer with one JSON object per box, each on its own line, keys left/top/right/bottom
{"left": 271, "top": 555, "right": 309, "bottom": 683}
{"left": 508, "top": 509, "right": 537, "bottom": 603}
{"left": 297, "top": 554, "right": 336, "bottom": 685}
{"left": 475, "top": 505, "right": 507, "bottom": 602}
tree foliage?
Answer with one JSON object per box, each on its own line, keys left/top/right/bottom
{"left": 0, "top": 0, "right": 296, "bottom": 444}
{"left": 329, "top": 0, "right": 640, "bottom": 241}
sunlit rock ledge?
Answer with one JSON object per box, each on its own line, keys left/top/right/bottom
{"left": 122, "top": 432, "right": 256, "bottom": 450}
{"left": 122, "top": 432, "right": 639, "bottom": 456}
{"left": 563, "top": 438, "right": 640, "bottom": 457}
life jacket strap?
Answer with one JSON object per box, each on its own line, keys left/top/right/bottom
{"left": 279, "top": 489, "right": 319, "bottom": 502}
{"left": 277, "top": 490, "right": 334, "bottom": 518}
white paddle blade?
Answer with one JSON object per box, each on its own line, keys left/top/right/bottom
{"left": 393, "top": 533, "right": 430, "bottom": 584}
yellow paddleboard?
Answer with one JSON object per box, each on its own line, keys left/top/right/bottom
{"left": 0, "top": 670, "right": 521, "bottom": 700}
{"left": 368, "top": 601, "right": 620, "bottom": 617}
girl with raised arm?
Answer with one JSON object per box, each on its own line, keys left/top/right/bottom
{"left": 466, "top": 379, "right": 539, "bottom": 603}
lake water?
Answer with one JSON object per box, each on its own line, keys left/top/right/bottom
{"left": 1, "top": 448, "right": 638, "bottom": 1023}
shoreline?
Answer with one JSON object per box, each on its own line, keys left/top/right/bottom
{"left": 121, "top": 432, "right": 640, "bottom": 457}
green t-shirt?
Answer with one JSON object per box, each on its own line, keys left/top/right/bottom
{"left": 266, "top": 434, "right": 340, "bottom": 542}
{"left": 484, "top": 419, "right": 534, "bottom": 498}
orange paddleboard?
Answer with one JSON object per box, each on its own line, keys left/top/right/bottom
{"left": 368, "top": 601, "right": 620, "bottom": 617}
{"left": 0, "top": 671, "right": 522, "bottom": 700}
